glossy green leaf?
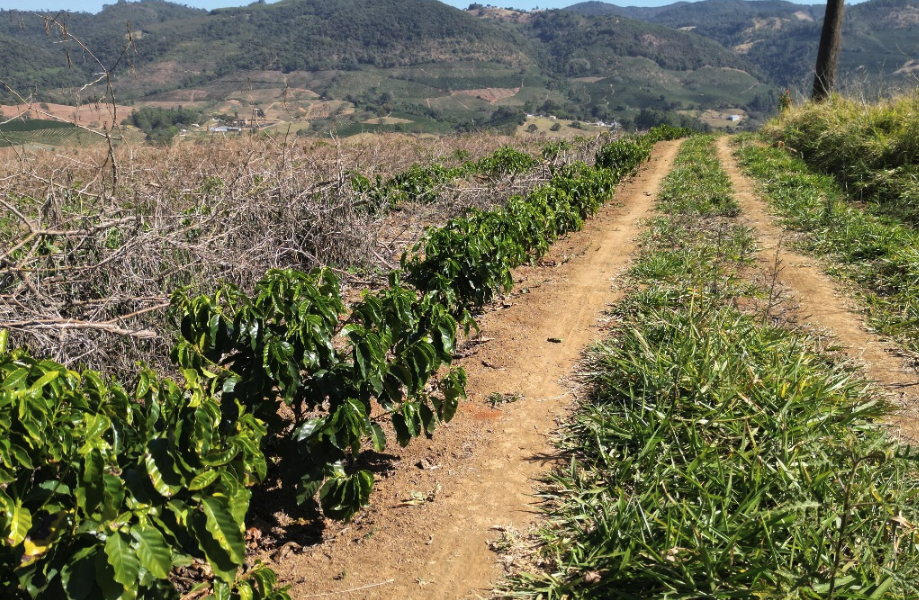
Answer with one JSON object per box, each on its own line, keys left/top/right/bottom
{"left": 200, "top": 496, "right": 246, "bottom": 566}
{"left": 61, "top": 545, "right": 98, "bottom": 600}
{"left": 105, "top": 530, "right": 140, "bottom": 588}
{"left": 5, "top": 499, "right": 31, "bottom": 546}
{"left": 187, "top": 470, "right": 219, "bottom": 491}
{"left": 319, "top": 471, "right": 374, "bottom": 522}
{"left": 143, "top": 439, "right": 184, "bottom": 497}
{"left": 131, "top": 525, "right": 172, "bottom": 580}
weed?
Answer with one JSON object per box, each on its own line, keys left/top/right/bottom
{"left": 733, "top": 134, "right": 919, "bottom": 355}
{"left": 498, "top": 134, "right": 919, "bottom": 599}
{"left": 762, "top": 93, "right": 919, "bottom": 225}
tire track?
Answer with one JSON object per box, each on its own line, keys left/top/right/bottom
{"left": 716, "top": 136, "right": 919, "bottom": 440}
{"left": 274, "top": 140, "right": 684, "bottom": 599}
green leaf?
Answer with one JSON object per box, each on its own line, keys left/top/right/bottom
{"left": 420, "top": 403, "right": 437, "bottom": 436}
{"left": 28, "top": 369, "right": 59, "bottom": 392}
{"left": 144, "top": 439, "right": 184, "bottom": 498}
{"left": 5, "top": 499, "right": 31, "bottom": 546}
{"left": 61, "top": 545, "right": 98, "bottom": 600}
{"left": 319, "top": 471, "right": 374, "bottom": 521}
{"left": 94, "top": 548, "right": 129, "bottom": 600}
{"left": 200, "top": 496, "right": 246, "bottom": 566}
{"left": 76, "top": 450, "right": 104, "bottom": 513}
{"left": 236, "top": 581, "right": 254, "bottom": 600}
{"left": 369, "top": 423, "right": 386, "bottom": 453}
{"left": 2, "top": 367, "right": 28, "bottom": 390}
{"left": 192, "top": 513, "right": 238, "bottom": 584}
{"left": 213, "top": 580, "right": 231, "bottom": 600}
{"left": 188, "top": 470, "right": 219, "bottom": 491}
{"left": 131, "top": 525, "right": 172, "bottom": 580}
{"left": 105, "top": 530, "right": 140, "bottom": 588}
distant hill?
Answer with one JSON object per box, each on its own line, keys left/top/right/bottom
{"left": 564, "top": 0, "right": 919, "bottom": 88}
{"left": 520, "top": 9, "right": 762, "bottom": 75}
{"left": 4, "top": 0, "right": 914, "bottom": 136}
{"left": 0, "top": 32, "right": 87, "bottom": 98}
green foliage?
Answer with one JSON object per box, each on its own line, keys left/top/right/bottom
{"left": 199, "top": 0, "right": 528, "bottom": 73}
{"left": 170, "top": 268, "right": 466, "bottom": 520}
{"left": 351, "top": 145, "right": 538, "bottom": 207}
{"left": 656, "top": 134, "right": 738, "bottom": 216}
{"left": 0, "top": 126, "right": 690, "bottom": 597}
{"left": 567, "top": 0, "right": 919, "bottom": 88}
{"left": 0, "top": 119, "right": 75, "bottom": 133}
{"left": 763, "top": 93, "right": 919, "bottom": 225}
{"left": 536, "top": 301, "right": 919, "bottom": 598}
{"left": 634, "top": 107, "right": 710, "bottom": 132}
{"left": 500, "top": 133, "right": 919, "bottom": 599}
{"left": 403, "top": 127, "right": 690, "bottom": 315}
{"left": 734, "top": 134, "right": 919, "bottom": 356}
{"left": 526, "top": 10, "right": 761, "bottom": 75}
{"left": 0, "top": 338, "right": 286, "bottom": 599}
{"left": 125, "top": 106, "right": 205, "bottom": 144}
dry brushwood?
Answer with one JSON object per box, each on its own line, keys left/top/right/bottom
{"left": 0, "top": 130, "right": 605, "bottom": 376}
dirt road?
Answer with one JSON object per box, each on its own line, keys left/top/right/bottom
{"left": 716, "top": 137, "right": 919, "bottom": 439}
{"left": 270, "top": 140, "right": 684, "bottom": 599}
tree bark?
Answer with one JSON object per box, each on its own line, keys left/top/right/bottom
{"left": 812, "top": 0, "right": 846, "bottom": 101}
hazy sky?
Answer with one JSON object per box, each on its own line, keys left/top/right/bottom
{"left": 0, "top": 0, "right": 833, "bottom": 15}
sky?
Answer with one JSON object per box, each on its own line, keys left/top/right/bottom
{"left": 0, "top": 0, "right": 832, "bottom": 15}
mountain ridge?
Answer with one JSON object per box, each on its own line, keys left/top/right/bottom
{"left": 1, "top": 0, "right": 914, "bottom": 136}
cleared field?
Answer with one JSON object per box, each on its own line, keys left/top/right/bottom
{"left": 516, "top": 115, "right": 607, "bottom": 138}
{"left": 0, "top": 126, "right": 122, "bottom": 147}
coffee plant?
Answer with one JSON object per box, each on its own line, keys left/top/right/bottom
{"left": 170, "top": 269, "right": 466, "bottom": 520}
{"left": 0, "top": 126, "right": 692, "bottom": 598}
{"left": 402, "top": 127, "right": 690, "bottom": 315}
{"left": 0, "top": 331, "right": 288, "bottom": 600}
{"left": 349, "top": 145, "right": 539, "bottom": 207}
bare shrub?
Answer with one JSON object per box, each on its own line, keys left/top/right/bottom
{"left": 1, "top": 130, "right": 609, "bottom": 375}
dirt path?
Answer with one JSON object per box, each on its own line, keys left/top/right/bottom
{"left": 716, "top": 137, "right": 919, "bottom": 439}
{"left": 269, "top": 140, "right": 684, "bottom": 599}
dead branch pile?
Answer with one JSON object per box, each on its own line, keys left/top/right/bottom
{"left": 0, "top": 131, "right": 602, "bottom": 375}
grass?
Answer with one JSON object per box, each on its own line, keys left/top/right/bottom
{"left": 497, "top": 135, "right": 919, "bottom": 599}
{"left": 732, "top": 133, "right": 919, "bottom": 356}
{"left": 0, "top": 127, "right": 114, "bottom": 148}
{"left": 762, "top": 93, "right": 919, "bottom": 225}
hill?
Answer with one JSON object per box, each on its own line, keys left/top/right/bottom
{"left": 565, "top": 0, "right": 919, "bottom": 88}
{"left": 0, "top": 0, "right": 806, "bottom": 135}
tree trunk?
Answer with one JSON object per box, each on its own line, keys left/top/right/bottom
{"left": 812, "top": 0, "right": 846, "bottom": 101}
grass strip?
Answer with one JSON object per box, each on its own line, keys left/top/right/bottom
{"left": 762, "top": 94, "right": 919, "bottom": 226}
{"left": 498, "top": 135, "right": 919, "bottom": 599}
{"left": 732, "top": 134, "right": 919, "bottom": 355}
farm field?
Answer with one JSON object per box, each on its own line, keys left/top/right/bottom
{"left": 0, "top": 123, "right": 688, "bottom": 598}
{"left": 4, "top": 94, "right": 919, "bottom": 599}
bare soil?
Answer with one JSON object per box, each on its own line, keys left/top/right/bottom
{"left": 450, "top": 88, "right": 520, "bottom": 103}
{"left": 0, "top": 102, "right": 131, "bottom": 128}
{"left": 717, "top": 136, "right": 919, "bottom": 440}
{"left": 263, "top": 140, "right": 685, "bottom": 598}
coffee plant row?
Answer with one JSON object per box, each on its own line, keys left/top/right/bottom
{"left": 404, "top": 125, "right": 693, "bottom": 315}
{"left": 0, "top": 126, "right": 691, "bottom": 599}
{"left": 349, "top": 145, "right": 539, "bottom": 206}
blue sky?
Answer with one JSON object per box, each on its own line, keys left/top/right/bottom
{"left": 0, "top": 0, "right": 831, "bottom": 14}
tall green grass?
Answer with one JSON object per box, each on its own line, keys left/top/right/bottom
{"left": 733, "top": 135, "right": 919, "bottom": 355}
{"left": 498, "top": 136, "right": 919, "bottom": 599}
{"left": 762, "top": 93, "right": 919, "bottom": 225}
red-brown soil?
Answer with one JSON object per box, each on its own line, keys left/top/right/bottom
{"left": 260, "top": 140, "right": 684, "bottom": 598}
{"left": 717, "top": 136, "right": 919, "bottom": 440}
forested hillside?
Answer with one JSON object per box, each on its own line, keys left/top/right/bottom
{"left": 566, "top": 0, "right": 919, "bottom": 88}
{"left": 1, "top": 0, "right": 916, "bottom": 135}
